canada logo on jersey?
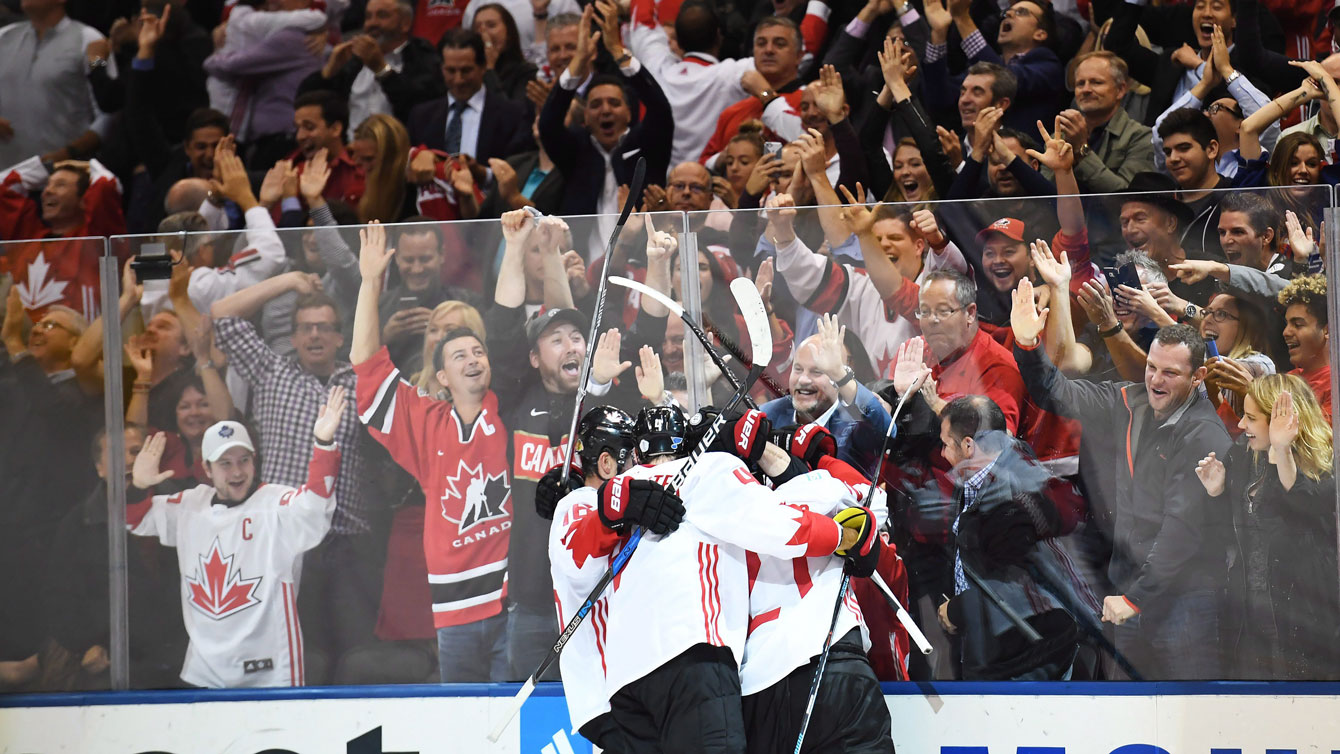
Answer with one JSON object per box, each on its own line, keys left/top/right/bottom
{"left": 442, "top": 460, "right": 512, "bottom": 535}
{"left": 186, "top": 539, "right": 262, "bottom": 620}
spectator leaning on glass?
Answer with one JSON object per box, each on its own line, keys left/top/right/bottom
{"left": 1012, "top": 283, "right": 1232, "bottom": 680}
{"left": 1196, "top": 374, "right": 1339, "bottom": 680}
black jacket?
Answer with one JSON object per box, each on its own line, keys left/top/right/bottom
{"left": 477, "top": 150, "right": 565, "bottom": 218}
{"left": 1014, "top": 342, "right": 1232, "bottom": 610}
{"left": 408, "top": 87, "right": 534, "bottom": 161}
{"left": 538, "top": 62, "right": 674, "bottom": 218}
{"left": 298, "top": 37, "right": 447, "bottom": 126}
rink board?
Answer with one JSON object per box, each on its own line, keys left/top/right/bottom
{"left": 4, "top": 682, "right": 1340, "bottom": 753}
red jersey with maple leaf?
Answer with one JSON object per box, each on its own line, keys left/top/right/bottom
{"left": 0, "top": 156, "right": 128, "bottom": 322}
{"left": 355, "top": 346, "right": 512, "bottom": 628}
{"left": 126, "top": 446, "right": 338, "bottom": 688}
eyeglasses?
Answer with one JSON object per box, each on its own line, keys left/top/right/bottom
{"left": 34, "top": 320, "right": 78, "bottom": 335}
{"left": 668, "top": 182, "right": 711, "bottom": 196}
{"left": 1203, "top": 308, "right": 1240, "bottom": 323}
{"left": 1002, "top": 5, "right": 1035, "bottom": 19}
{"left": 1205, "top": 102, "right": 1244, "bottom": 119}
{"left": 913, "top": 306, "right": 965, "bottom": 322}
{"left": 296, "top": 322, "right": 339, "bottom": 335}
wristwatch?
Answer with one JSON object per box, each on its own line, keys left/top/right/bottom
{"left": 88, "top": 57, "right": 108, "bottom": 70}
{"left": 834, "top": 367, "right": 855, "bottom": 389}
{"left": 1184, "top": 302, "right": 1199, "bottom": 320}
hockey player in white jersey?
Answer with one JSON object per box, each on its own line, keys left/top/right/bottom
{"left": 591, "top": 405, "right": 862, "bottom": 753}
{"left": 737, "top": 421, "right": 897, "bottom": 753}
{"left": 126, "top": 386, "right": 346, "bottom": 688}
{"left": 540, "top": 405, "right": 686, "bottom": 753}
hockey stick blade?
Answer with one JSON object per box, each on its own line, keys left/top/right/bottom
{"left": 729, "top": 277, "right": 771, "bottom": 366}
{"left": 559, "top": 157, "right": 648, "bottom": 487}
{"left": 608, "top": 275, "right": 757, "bottom": 408}
{"left": 872, "top": 571, "right": 934, "bottom": 655}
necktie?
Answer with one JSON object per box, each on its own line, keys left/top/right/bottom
{"left": 444, "top": 99, "right": 469, "bottom": 154}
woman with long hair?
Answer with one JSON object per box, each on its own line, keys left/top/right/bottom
{"left": 1201, "top": 292, "right": 1276, "bottom": 431}
{"left": 351, "top": 113, "right": 410, "bottom": 223}
{"left": 473, "top": 3, "right": 538, "bottom": 104}
{"left": 719, "top": 121, "right": 765, "bottom": 209}
{"left": 411, "top": 300, "right": 487, "bottom": 396}
{"left": 884, "top": 137, "right": 937, "bottom": 204}
{"left": 1196, "top": 374, "right": 1340, "bottom": 679}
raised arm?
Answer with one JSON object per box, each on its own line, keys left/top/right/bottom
{"left": 351, "top": 221, "right": 398, "bottom": 365}
{"left": 494, "top": 209, "right": 538, "bottom": 308}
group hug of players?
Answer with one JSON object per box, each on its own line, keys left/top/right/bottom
{"left": 533, "top": 402, "right": 902, "bottom": 754}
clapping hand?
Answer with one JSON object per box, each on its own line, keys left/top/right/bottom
{"left": 313, "top": 385, "right": 348, "bottom": 444}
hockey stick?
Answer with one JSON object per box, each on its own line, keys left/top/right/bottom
{"left": 871, "top": 571, "right": 934, "bottom": 655}
{"left": 487, "top": 278, "right": 772, "bottom": 743}
{"left": 608, "top": 275, "right": 757, "bottom": 409}
{"left": 793, "top": 371, "right": 932, "bottom": 751}
{"left": 793, "top": 572, "right": 851, "bottom": 754}
{"left": 559, "top": 157, "right": 648, "bottom": 488}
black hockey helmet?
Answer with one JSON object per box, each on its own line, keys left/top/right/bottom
{"left": 577, "top": 405, "right": 637, "bottom": 474}
{"left": 634, "top": 405, "right": 688, "bottom": 460}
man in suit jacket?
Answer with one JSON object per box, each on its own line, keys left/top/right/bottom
{"left": 407, "top": 28, "right": 533, "bottom": 161}
{"left": 759, "top": 318, "right": 890, "bottom": 481}
{"left": 537, "top": 4, "right": 673, "bottom": 226}
{"left": 298, "top": 0, "right": 446, "bottom": 127}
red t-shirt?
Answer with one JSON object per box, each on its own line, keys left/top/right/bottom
{"left": 1290, "top": 364, "right": 1333, "bottom": 422}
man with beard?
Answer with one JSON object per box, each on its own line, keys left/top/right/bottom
{"left": 760, "top": 314, "right": 890, "bottom": 479}
{"left": 127, "top": 393, "right": 346, "bottom": 688}
{"left": 299, "top": 0, "right": 446, "bottom": 127}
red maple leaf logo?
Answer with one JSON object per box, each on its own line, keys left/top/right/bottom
{"left": 185, "top": 539, "right": 262, "bottom": 620}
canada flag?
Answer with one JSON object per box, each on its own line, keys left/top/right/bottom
{"left": 186, "top": 539, "right": 262, "bottom": 620}
{"left": 440, "top": 460, "right": 511, "bottom": 535}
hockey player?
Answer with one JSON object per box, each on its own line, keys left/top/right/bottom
{"left": 126, "top": 386, "right": 346, "bottom": 688}
{"left": 350, "top": 221, "right": 512, "bottom": 682}
{"left": 738, "top": 421, "right": 897, "bottom": 754}
{"left": 592, "top": 405, "right": 865, "bottom": 753}
{"left": 543, "top": 405, "right": 686, "bottom": 752}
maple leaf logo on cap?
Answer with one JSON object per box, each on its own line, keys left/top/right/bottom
{"left": 218, "top": 425, "right": 234, "bottom": 439}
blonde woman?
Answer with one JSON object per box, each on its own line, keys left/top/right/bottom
{"left": 1196, "top": 374, "right": 1339, "bottom": 679}
{"left": 351, "top": 114, "right": 410, "bottom": 223}
{"left": 411, "top": 301, "right": 487, "bottom": 397}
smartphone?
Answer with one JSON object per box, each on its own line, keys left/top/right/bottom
{"left": 1205, "top": 337, "right": 1220, "bottom": 360}
{"left": 398, "top": 295, "right": 423, "bottom": 308}
{"left": 1102, "top": 262, "right": 1142, "bottom": 292}
{"left": 764, "top": 141, "right": 783, "bottom": 156}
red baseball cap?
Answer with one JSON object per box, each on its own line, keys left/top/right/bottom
{"left": 975, "top": 217, "right": 1027, "bottom": 244}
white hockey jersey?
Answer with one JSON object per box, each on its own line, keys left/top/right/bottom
{"left": 126, "top": 446, "right": 339, "bottom": 688}
{"left": 549, "top": 486, "right": 615, "bottom": 730}
{"left": 740, "top": 469, "right": 888, "bottom": 695}
{"left": 600, "top": 452, "right": 844, "bottom": 697}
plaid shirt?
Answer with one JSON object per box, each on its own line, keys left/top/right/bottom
{"left": 952, "top": 458, "right": 997, "bottom": 596}
{"left": 214, "top": 316, "right": 368, "bottom": 534}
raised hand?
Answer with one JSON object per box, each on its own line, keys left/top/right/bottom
{"left": 797, "top": 127, "right": 828, "bottom": 178}
{"left": 1010, "top": 278, "right": 1049, "bottom": 347}
{"left": 358, "top": 220, "right": 397, "bottom": 280}
{"left": 300, "top": 149, "right": 332, "bottom": 203}
{"left": 764, "top": 191, "right": 798, "bottom": 242}
{"left": 592, "top": 0, "right": 626, "bottom": 59}
{"left": 644, "top": 212, "right": 677, "bottom": 265}
{"left": 1268, "top": 388, "right": 1299, "bottom": 454}
{"left": 500, "top": 207, "right": 537, "bottom": 246}
{"left": 923, "top": 0, "right": 952, "bottom": 38}
{"left": 812, "top": 65, "right": 847, "bottom": 124}
{"left": 892, "top": 336, "right": 930, "bottom": 395}
{"left": 259, "top": 161, "right": 289, "bottom": 207}
{"left": 569, "top": 4, "right": 602, "bottom": 79}
{"left": 755, "top": 256, "right": 776, "bottom": 313}
{"left": 1076, "top": 278, "right": 1119, "bottom": 329}
{"left": 1029, "top": 239, "right": 1070, "bottom": 289}
{"left": 970, "top": 106, "right": 1003, "bottom": 158}
{"left": 1025, "top": 120, "right": 1075, "bottom": 173}
{"left": 1195, "top": 451, "right": 1226, "bottom": 497}
{"left": 125, "top": 335, "right": 155, "bottom": 379}
{"left": 877, "top": 36, "right": 918, "bottom": 97}
{"left": 936, "top": 125, "right": 963, "bottom": 168}
{"left": 1211, "top": 24, "right": 1234, "bottom": 78}
{"left": 136, "top": 5, "right": 170, "bottom": 58}
{"left": 808, "top": 313, "right": 847, "bottom": 384}
{"left": 634, "top": 344, "right": 664, "bottom": 402}
{"left": 132, "top": 432, "right": 175, "bottom": 488}
{"left": 313, "top": 385, "right": 348, "bottom": 443}
{"left": 837, "top": 183, "right": 876, "bottom": 235}
{"left": 591, "top": 328, "right": 633, "bottom": 384}
{"left": 1284, "top": 210, "right": 1317, "bottom": 261}
{"left": 561, "top": 250, "right": 590, "bottom": 300}
{"left": 187, "top": 314, "right": 216, "bottom": 364}
{"left": 910, "top": 208, "right": 946, "bottom": 249}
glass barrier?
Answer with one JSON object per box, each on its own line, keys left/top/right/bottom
{"left": 0, "top": 236, "right": 148, "bottom": 693}
{"left": 690, "top": 183, "right": 1340, "bottom": 683}
{"left": 106, "top": 210, "right": 694, "bottom": 689}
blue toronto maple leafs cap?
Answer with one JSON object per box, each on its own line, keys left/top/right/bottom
{"left": 202, "top": 421, "right": 255, "bottom": 463}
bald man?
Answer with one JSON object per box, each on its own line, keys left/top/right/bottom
{"left": 666, "top": 162, "right": 715, "bottom": 213}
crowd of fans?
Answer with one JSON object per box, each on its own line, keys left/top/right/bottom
{"left": 1, "top": 0, "right": 1340, "bottom": 690}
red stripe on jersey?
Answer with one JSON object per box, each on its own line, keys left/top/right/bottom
{"left": 554, "top": 588, "right": 564, "bottom": 626}
{"left": 707, "top": 545, "right": 722, "bottom": 645}
{"left": 293, "top": 585, "right": 305, "bottom": 686}
{"left": 747, "top": 607, "right": 780, "bottom": 637}
{"left": 698, "top": 543, "right": 713, "bottom": 643}
{"left": 594, "top": 599, "right": 609, "bottom": 677}
{"left": 792, "top": 557, "right": 813, "bottom": 598}
{"left": 746, "top": 552, "right": 761, "bottom": 595}
{"left": 282, "top": 583, "right": 297, "bottom": 686}
{"left": 785, "top": 511, "right": 842, "bottom": 557}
